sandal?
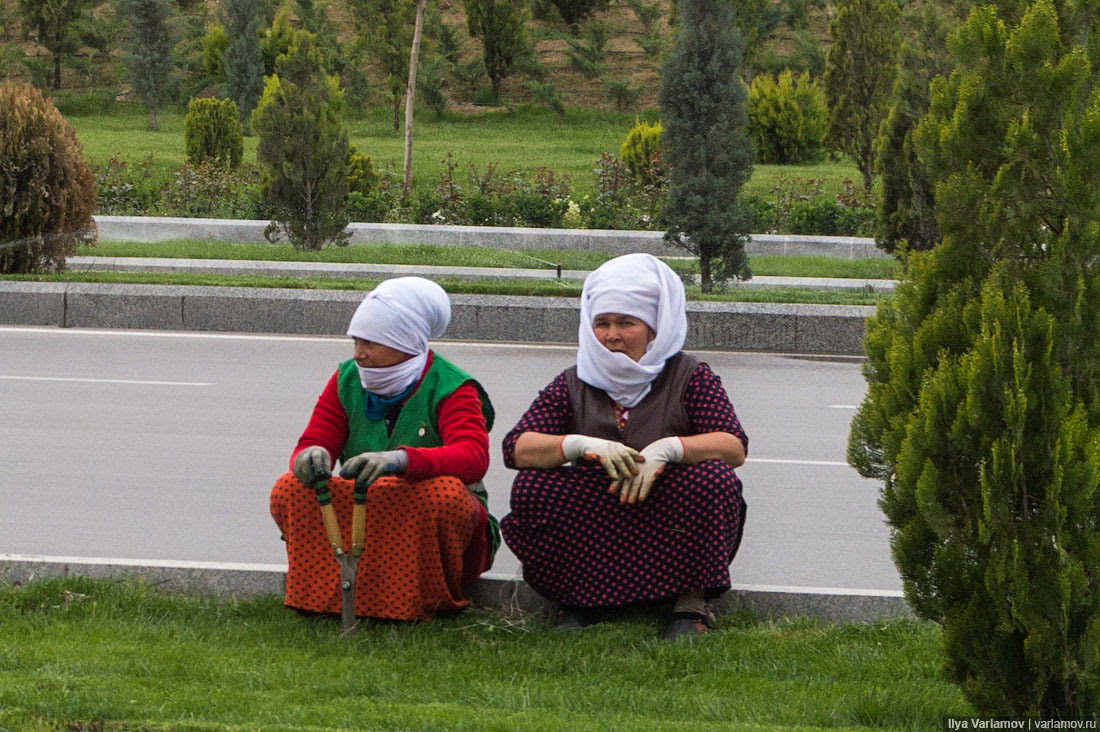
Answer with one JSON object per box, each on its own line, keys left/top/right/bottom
{"left": 555, "top": 606, "right": 595, "bottom": 631}
{"left": 662, "top": 611, "right": 710, "bottom": 640}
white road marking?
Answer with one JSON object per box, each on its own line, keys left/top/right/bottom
{"left": 0, "top": 375, "right": 213, "bottom": 387}
{"left": 746, "top": 458, "right": 850, "bottom": 467}
{"left": 829, "top": 404, "right": 859, "bottom": 409}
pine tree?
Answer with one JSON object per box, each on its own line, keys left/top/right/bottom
{"left": 849, "top": 0, "right": 1100, "bottom": 716}
{"left": 219, "top": 0, "right": 265, "bottom": 133}
{"left": 348, "top": 0, "right": 414, "bottom": 131}
{"left": 16, "top": 0, "right": 97, "bottom": 90}
{"left": 823, "top": 0, "right": 900, "bottom": 192}
{"left": 252, "top": 30, "right": 350, "bottom": 250}
{"left": 117, "top": 0, "right": 178, "bottom": 131}
{"left": 464, "top": 0, "right": 532, "bottom": 98}
{"left": 659, "top": 0, "right": 754, "bottom": 291}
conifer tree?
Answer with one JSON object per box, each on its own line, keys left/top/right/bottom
{"left": 348, "top": 0, "right": 414, "bottom": 131}
{"left": 464, "top": 0, "right": 532, "bottom": 98}
{"left": 219, "top": 0, "right": 265, "bottom": 132}
{"left": 252, "top": 30, "right": 350, "bottom": 250}
{"left": 16, "top": 0, "right": 97, "bottom": 90}
{"left": 117, "top": 0, "right": 178, "bottom": 131}
{"left": 873, "top": 4, "right": 951, "bottom": 254}
{"left": 849, "top": 0, "right": 1100, "bottom": 716}
{"left": 823, "top": 0, "right": 900, "bottom": 192}
{"left": 659, "top": 0, "right": 754, "bottom": 291}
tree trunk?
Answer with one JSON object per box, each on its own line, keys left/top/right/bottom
{"left": 699, "top": 252, "right": 712, "bottom": 293}
{"left": 149, "top": 106, "right": 159, "bottom": 132}
{"left": 403, "top": 0, "right": 428, "bottom": 200}
{"left": 53, "top": 56, "right": 62, "bottom": 90}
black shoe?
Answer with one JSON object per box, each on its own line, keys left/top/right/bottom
{"left": 662, "top": 611, "right": 710, "bottom": 640}
{"left": 555, "top": 606, "right": 595, "bottom": 631}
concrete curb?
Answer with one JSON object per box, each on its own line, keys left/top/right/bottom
{"left": 93, "top": 215, "right": 891, "bottom": 260}
{"left": 0, "top": 555, "right": 914, "bottom": 625}
{"left": 0, "top": 281, "right": 874, "bottom": 354}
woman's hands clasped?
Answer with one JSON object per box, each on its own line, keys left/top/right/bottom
{"left": 560, "top": 434, "right": 685, "bottom": 505}
{"left": 616, "top": 436, "right": 684, "bottom": 504}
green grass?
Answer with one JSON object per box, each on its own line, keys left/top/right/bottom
{"left": 0, "top": 577, "right": 970, "bottom": 731}
{"left": 66, "top": 103, "right": 865, "bottom": 199}
{"left": 78, "top": 240, "right": 901, "bottom": 280}
{"left": 3, "top": 270, "right": 887, "bottom": 305}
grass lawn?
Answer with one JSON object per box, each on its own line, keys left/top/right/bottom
{"left": 66, "top": 104, "right": 865, "bottom": 200}
{"left": 79, "top": 240, "right": 902, "bottom": 280}
{"left": 0, "top": 577, "right": 970, "bottom": 731}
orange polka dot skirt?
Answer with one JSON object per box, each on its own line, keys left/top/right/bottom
{"left": 270, "top": 472, "right": 490, "bottom": 622}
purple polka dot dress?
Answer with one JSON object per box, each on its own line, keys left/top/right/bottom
{"left": 500, "top": 361, "right": 748, "bottom": 608}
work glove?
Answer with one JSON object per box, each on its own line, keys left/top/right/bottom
{"left": 561, "top": 434, "right": 642, "bottom": 484}
{"left": 293, "top": 446, "right": 332, "bottom": 487}
{"left": 618, "top": 436, "right": 684, "bottom": 505}
{"left": 339, "top": 449, "right": 409, "bottom": 491}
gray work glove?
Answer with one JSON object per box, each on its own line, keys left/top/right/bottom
{"left": 293, "top": 446, "right": 332, "bottom": 486}
{"left": 339, "top": 449, "right": 409, "bottom": 491}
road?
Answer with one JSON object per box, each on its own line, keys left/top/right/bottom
{"left": 0, "top": 325, "right": 899, "bottom": 592}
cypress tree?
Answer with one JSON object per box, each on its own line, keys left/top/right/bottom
{"left": 659, "top": 0, "right": 754, "bottom": 291}
{"left": 464, "top": 0, "right": 532, "bottom": 98}
{"left": 823, "top": 0, "right": 900, "bottom": 192}
{"left": 252, "top": 30, "right": 350, "bottom": 250}
{"left": 849, "top": 0, "right": 1100, "bottom": 716}
{"left": 873, "top": 4, "right": 952, "bottom": 254}
{"left": 219, "top": 0, "right": 265, "bottom": 133}
{"left": 117, "top": 0, "right": 178, "bottom": 131}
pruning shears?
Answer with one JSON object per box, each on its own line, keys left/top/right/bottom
{"left": 313, "top": 477, "right": 367, "bottom": 637}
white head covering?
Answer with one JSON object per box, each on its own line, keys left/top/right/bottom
{"left": 346, "top": 277, "right": 451, "bottom": 396}
{"left": 576, "top": 253, "right": 687, "bottom": 407}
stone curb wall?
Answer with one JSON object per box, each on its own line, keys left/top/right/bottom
{"left": 0, "top": 281, "right": 874, "bottom": 354}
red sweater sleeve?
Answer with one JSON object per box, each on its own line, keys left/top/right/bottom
{"left": 402, "top": 383, "right": 490, "bottom": 485}
{"left": 289, "top": 372, "right": 348, "bottom": 471}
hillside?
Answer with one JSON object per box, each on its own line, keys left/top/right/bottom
{"left": 0, "top": 0, "right": 837, "bottom": 113}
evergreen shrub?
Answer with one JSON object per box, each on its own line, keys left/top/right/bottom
{"left": 0, "top": 84, "right": 97, "bottom": 274}
{"left": 747, "top": 70, "right": 827, "bottom": 164}
{"left": 184, "top": 97, "right": 244, "bottom": 169}
{"left": 618, "top": 119, "right": 663, "bottom": 184}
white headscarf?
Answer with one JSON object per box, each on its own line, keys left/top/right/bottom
{"left": 576, "top": 253, "right": 687, "bottom": 407}
{"left": 346, "top": 277, "right": 451, "bottom": 396}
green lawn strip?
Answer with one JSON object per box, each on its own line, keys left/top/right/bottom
{"left": 2, "top": 271, "right": 886, "bottom": 306}
{"left": 79, "top": 241, "right": 900, "bottom": 281}
{"left": 67, "top": 104, "right": 865, "bottom": 200}
{"left": 0, "top": 578, "right": 970, "bottom": 731}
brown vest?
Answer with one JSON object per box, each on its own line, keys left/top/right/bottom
{"left": 564, "top": 352, "right": 699, "bottom": 451}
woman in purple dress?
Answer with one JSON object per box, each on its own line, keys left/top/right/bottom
{"left": 500, "top": 253, "right": 748, "bottom": 639}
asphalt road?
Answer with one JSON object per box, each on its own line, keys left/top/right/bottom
{"left": 0, "top": 325, "right": 899, "bottom": 592}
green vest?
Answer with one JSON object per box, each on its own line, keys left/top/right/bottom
{"left": 336, "top": 353, "right": 499, "bottom": 558}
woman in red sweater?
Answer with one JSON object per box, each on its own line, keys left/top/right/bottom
{"left": 270, "top": 277, "right": 497, "bottom": 623}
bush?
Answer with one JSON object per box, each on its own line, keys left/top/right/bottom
{"left": 184, "top": 97, "right": 244, "bottom": 169}
{"left": 432, "top": 154, "right": 571, "bottom": 228}
{"left": 0, "top": 84, "right": 98, "bottom": 274}
{"left": 94, "top": 154, "right": 165, "bottom": 215}
{"left": 578, "top": 151, "right": 666, "bottom": 230}
{"left": 747, "top": 70, "right": 827, "bottom": 164}
{"left": 618, "top": 119, "right": 663, "bottom": 184}
{"left": 161, "top": 162, "right": 264, "bottom": 219}
{"left": 603, "top": 80, "right": 642, "bottom": 112}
